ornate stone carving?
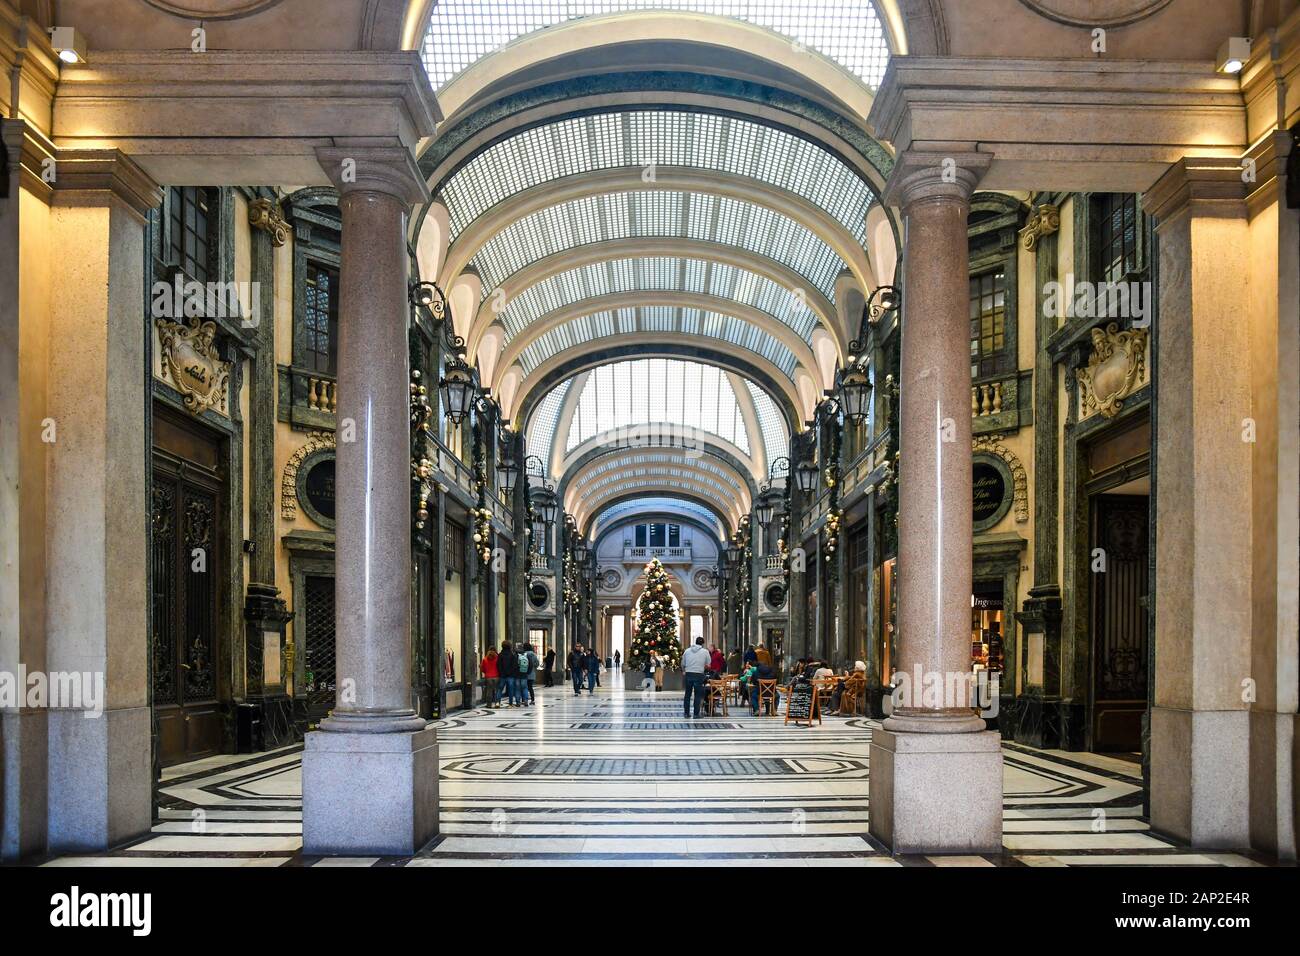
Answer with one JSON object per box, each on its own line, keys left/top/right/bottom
{"left": 248, "top": 197, "right": 289, "bottom": 247}
{"left": 972, "top": 437, "right": 1029, "bottom": 524}
{"left": 1019, "top": 203, "right": 1060, "bottom": 251}
{"left": 282, "top": 431, "right": 336, "bottom": 521}
{"left": 155, "top": 317, "right": 231, "bottom": 416}
{"left": 1078, "top": 323, "right": 1148, "bottom": 419}
{"left": 1017, "top": 0, "right": 1172, "bottom": 28}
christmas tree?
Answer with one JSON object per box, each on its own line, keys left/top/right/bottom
{"left": 628, "top": 557, "right": 682, "bottom": 669}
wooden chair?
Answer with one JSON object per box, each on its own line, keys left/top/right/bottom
{"left": 812, "top": 678, "right": 835, "bottom": 718}
{"left": 725, "top": 675, "right": 744, "bottom": 707}
{"left": 706, "top": 679, "right": 728, "bottom": 716}
{"left": 758, "top": 679, "right": 778, "bottom": 716}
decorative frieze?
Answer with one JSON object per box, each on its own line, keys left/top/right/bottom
{"left": 281, "top": 431, "right": 335, "bottom": 521}
{"left": 1078, "top": 322, "right": 1148, "bottom": 420}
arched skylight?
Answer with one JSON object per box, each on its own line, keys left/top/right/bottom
{"left": 564, "top": 360, "right": 750, "bottom": 455}
{"left": 525, "top": 379, "right": 570, "bottom": 462}
{"left": 746, "top": 381, "right": 790, "bottom": 463}
{"left": 498, "top": 257, "right": 818, "bottom": 341}
{"left": 438, "top": 111, "right": 875, "bottom": 245}
{"left": 517, "top": 307, "right": 798, "bottom": 379}
{"left": 421, "top": 1, "right": 891, "bottom": 92}
{"left": 470, "top": 191, "right": 846, "bottom": 303}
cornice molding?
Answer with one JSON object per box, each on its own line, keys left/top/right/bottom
{"left": 869, "top": 56, "right": 1246, "bottom": 192}
{"left": 1142, "top": 157, "right": 1248, "bottom": 226}
{"left": 50, "top": 50, "right": 440, "bottom": 185}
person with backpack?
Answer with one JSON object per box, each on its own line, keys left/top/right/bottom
{"left": 524, "top": 643, "right": 539, "bottom": 704}
{"left": 497, "top": 638, "right": 520, "bottom": 706}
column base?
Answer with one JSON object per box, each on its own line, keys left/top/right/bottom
{"left": 1150, "top": 705, "right": 1249, "bottom": 848}
{"left": 869, "top": 727, "right": 1003, "bottom": 854}
{"left": 302, "top": 726, "right": 439, "bottom": 856}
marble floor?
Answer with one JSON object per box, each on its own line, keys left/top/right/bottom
{"left": 40, "top": 675, "right": 1266, "bottom": 867}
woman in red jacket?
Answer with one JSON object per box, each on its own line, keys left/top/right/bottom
{"left": 480, "top": 649, "right": 499, "bottom": 708}
{"left": 708, "top": 644, "right": 725, "bottom": 677}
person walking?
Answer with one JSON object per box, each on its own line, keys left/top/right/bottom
{"left": 585, "top": 646, "right": 600, "bottom": 692}
{"left": 497, "top": 638, "right": 520, "bottom": 706}
{"left": 525, "top": 643, "right": 539, "bottom": 704}
{"left": 543, "top": 647, "right": 556, "bottom": 687}
{"left": 480, "top": 648, "right": 500, "bottom": 709}
{"left": 743, "top": 644, "right": 758, "bottom": 666}
{"left": 613, "top": 649, "right": 621, "bottom": 670}
{"left": 681, "top": 637, "right": 712, "bottom": 719}
{"left": 755, "top": 643, "right": 772, "bottom": 667}
{"left": 652, "top": 651, "right": 665, "bottom": 691}
{"left": 568, "top": 645, "right": 584, "bottom": 694}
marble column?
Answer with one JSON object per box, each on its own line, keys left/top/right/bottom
{"left": 869, "top": 151, "right": 1003, "bottom": 854}
{"left": 302, "top": 145, "right": 438, "bottom": 855}
{"left": 1143, "top": 159, "right": 1252, "bottom": 848}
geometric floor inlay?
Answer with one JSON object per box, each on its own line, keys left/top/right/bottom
{"left": 31, "top": 672, "right": 1273, "bottom": 867}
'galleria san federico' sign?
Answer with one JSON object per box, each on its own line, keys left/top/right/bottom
{"left": 972, "top": 458, "right": 1012, "bottom": 531}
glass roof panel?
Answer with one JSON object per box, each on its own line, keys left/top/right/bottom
{"left": 499, "top": 257, "right": 817, "bottom": 341}
{"left": 746, "top": 380, "right": 790, "bottom": 464}
{"left": 421, "top": 1, "right": 890, "bottom": 92}
{"left": 469, "top": 190, "right": 845, "bottom": 303}
{"left": 564, "top": 359, "right": 750, "bottom": 455}
{"left": 517, "top": 307, "right": 798, "bottom": 378}
{"left": 525, "top": 379, "right": 571, "bottom": 465}
{"left": 438, "top": 111, "right": 874, "bottom": 249}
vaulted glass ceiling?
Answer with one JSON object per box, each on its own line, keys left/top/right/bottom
{"left": 470, "top": 190, "right": 846, "bottom": 303}
{"left": 438, "top": 111, "right": 875, "bottom": 245}
{"left": 524, "top": 379, "right": 571, "bottom": 462}
{"left": 565, "top": 360, "right": 750, "bottom": 454}
{"left": 516, "top": 307, "right": 798, "bottom": 378}
{"left": 745, "top": 381, "right": 789, "bottom": 463}
{"left": 499, "top": 257, "right": 818, "bottom": 341}
{"left": 421, "top": 1, "right": 891, "bottom": 92}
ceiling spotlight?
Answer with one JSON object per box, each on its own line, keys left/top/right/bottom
{"left": 1216, "top": 36, "right": 1250, "bottom": 75}
{"left": 48, "top": 26, "right": 87, "bottom": 64}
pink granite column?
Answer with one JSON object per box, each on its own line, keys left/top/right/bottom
{"left": 869, "top": 151, "right": 1002, "bottom": 855}
{"left": 303, "top": 146, "right": 438, "bottom": 855}
{"left": 887, "top": 153, "right": 989, "bottom": 734}
{"left": 318, "top": 147, "right": 427, "bottom": 735}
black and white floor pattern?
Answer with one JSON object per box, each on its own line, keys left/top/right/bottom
{"left": 40, "top": 675, "right": 1266, "bottom": 867}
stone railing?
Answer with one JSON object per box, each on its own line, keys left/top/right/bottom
{"left": 623, "top": 545, "right": 692, "bottom": 564}
{"left": 277, "top": 364, "right": 337, "bottom": 431}
{"left": 972, "top": 381, "right": 1004, "bottom": 417}
{"left": 763, "top": 554, "right": 783, "bottom": 571}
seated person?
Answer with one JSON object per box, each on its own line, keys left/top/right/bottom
{"left": 750, "top": 661, "right": 778, "bottom": 715}
{"left": 831, "top": 660, "right": 868, "bottom": 712}
{"left": 738, "top": 661, "right": 758, "bottom": 701}
{"left": 812, "top": 662, "right": 834, "bottom": 680}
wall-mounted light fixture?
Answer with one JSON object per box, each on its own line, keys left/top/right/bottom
{"left": 1216, "top": 36, "right": 1250, "bottom": 74}
{"left": 48, "top": 26, "right": 87, "bottom": 64}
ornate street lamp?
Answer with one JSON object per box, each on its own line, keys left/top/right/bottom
{"left": 438, "top": 357, "right": 476, "bottom": 427}
{"left": 754, "top": 496, "right": 775, "bottom": 528}
{"left": 495, "top": 455, "right": 518, "bottom": 496}
{"left": 725, "top": 543, "right": 741, "bottom": 565}
{"left": 794, "top": 458, "right": 819, "bottom": 494}
{"left": 837, "top": 363, "right": 873, "bottom": 426}
{"left": 573, "top": 540, "right": 589, "bottom": 565}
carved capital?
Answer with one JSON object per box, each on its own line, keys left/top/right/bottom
{"left": 883, "top": 150, "right": 992, "bottom": 209}
{"left": 315, "top": 144, "right": 430, "bottom": 206}
{"left": 248, "top": 197, "right": 289, "bottom": 246}
{"left": 1019, "top": 203, "right": 1060, "bottom": 251}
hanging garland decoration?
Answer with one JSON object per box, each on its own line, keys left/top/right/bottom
{"left": 409, "top": 356, "right": 434, "bottom": 531}
{"left": 471, "top": 416, "right": 493, "bottom": 565}
{"left": 628, "top": 556, "right": 682, "bottom": 669}
{"left": 822, "top": 402, "right": 844, "bottom": 580}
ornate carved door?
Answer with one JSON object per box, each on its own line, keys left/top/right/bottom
{"left": 1089, "top": 494, "right": 1149, "bottom": 753}
{"left": 151, "top": 446, "right": 224, "bottom": 767}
